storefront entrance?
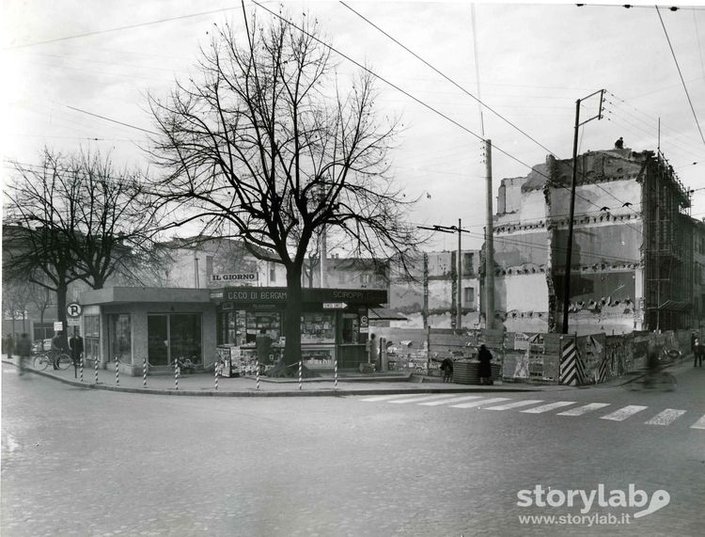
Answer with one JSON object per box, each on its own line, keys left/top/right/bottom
{"left": 148, "top": 313, "right": 202, "bottom": 366}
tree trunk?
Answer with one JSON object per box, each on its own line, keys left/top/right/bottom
{"left": 56, "top": 284, "right": 69, "bottom": 350}
{"left": 283, "top": 264, "right": 303, "bottom": 371}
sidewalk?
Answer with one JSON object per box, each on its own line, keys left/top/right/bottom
{"left": 2, "top": 355, "right": 574, "bottom": 397}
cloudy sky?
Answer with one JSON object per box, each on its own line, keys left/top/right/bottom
{"left": 2, "top": 0, "right": 704, "bottom": 252}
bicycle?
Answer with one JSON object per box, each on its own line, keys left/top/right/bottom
{"left": 33, "top": 350, "right": 72, "bottom": 371}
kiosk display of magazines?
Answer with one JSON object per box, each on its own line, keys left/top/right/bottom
{"left": 217, "top": 345, "right": 262, "bottom": 377}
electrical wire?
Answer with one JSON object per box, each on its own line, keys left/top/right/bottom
{"left": 655, "top": 5, "right": 705, "bottom": 147}
{"left": 339, "top": 1, "right": 556, "bottom": 156}
{"left": 4, "top": 6, "right": 242, "bottom": 50}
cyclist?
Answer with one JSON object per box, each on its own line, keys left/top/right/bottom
{"left": 16, "top": 333, "right": 32, "bottom": 375}
{"left": 642, "top": 344, "right": 659, "bottom": 388}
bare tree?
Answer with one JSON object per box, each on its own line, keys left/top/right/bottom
{"left": 147, "top": 12, "right": 422, "bottom": 373}
{"left": 3, "top": 148, "right": 158, "bottom": 343}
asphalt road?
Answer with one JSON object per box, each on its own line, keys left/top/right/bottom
{"left": 2, "top": 361, "right": 704, "bottom": 537}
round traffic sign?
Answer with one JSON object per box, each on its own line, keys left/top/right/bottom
{"left": 67, "top": 302, "right": 83, "bottom": 318}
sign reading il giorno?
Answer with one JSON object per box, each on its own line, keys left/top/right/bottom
{"left": 211, "top": 273, "right": 258, "bottom": 283}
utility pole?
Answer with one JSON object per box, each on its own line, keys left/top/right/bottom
{"left": 561, "top": 89, "right": 605, "bottom": 334}
{"left": 457, "top": 218, "right": 462, "bottom": 330}
{"left": 423, "top": 252, "right": 429, "bottom": 329}
{"left": 485, "top": 139, "right": 495, "bottom": 330}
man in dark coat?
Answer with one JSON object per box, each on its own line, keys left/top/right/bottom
{"left": 69, "top": 331, "right": 84, "bottom": 367}
{"left": 478, "top": 344, "right": 493, "bottom": 385}
{"left": 16, "top": 333, "right": 32, "bottom": 375}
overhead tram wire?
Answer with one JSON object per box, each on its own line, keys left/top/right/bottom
{"left": 4, "top": 6, "right": 242, "bottom": 50}
{"left": 250, "top": 1, "right": 646, "bottom": 238}
{"left": 335, "top": 2, "right": 649, "bottom": 238}
{"left": 656, "top": 5, "right": 705, "bottom": 147}
{"left": 339, "top": 1, "right": 556, "bottom": 157}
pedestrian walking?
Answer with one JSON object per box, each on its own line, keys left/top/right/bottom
{"left": 478, "top": 344, "right": 493, "bottom": 385}
{"left": 3, "top": 334, "right": 15, "bottom": 360}
{"left": 694, "top": 338, "right": 704, "bottom": 368}
{"left": 440, "top": 357, "right": 454, "bottom": 383}
{"left": 16, "top": 333, "right": 32, "bottom": 376}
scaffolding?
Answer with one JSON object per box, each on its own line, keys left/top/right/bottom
{"left": 644, "top": 151, "right": 693, "bottom": 331}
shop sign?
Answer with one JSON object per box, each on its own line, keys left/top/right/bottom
{"left": 211, "top": 273, "right": 258, "bottom": 283}
{"left": 53, "top": 321, "right": 64, "bottom": 332}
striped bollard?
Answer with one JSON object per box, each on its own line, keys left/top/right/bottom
{"left": 174, "top": 361, "right": 179, "bottom": 391}
{"left": 255, "top": 359, "right": 260, "bottom": 390}
{"left": 298, "top": 360, "right": 303, "bottom": 390}
{"left": 143, "top": 357, "right": 147, "bottom": 388}
{"left": 94, "top": 357, "right": 99, "bottom": 384}
{"left": 334, "top": 357, "right": 338, "bottom": 390}
{"left": 214, "top": 361, "right": 219, "bottom": 391}
{"left": 80, "top": 357, "right": 84, "bottom": 383}
{"left": 115, "top": 358, "right": 119, "bottom": 385}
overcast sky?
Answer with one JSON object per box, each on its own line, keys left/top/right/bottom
{"left": 2, "top": 0, "right": 704, "bottom": 252}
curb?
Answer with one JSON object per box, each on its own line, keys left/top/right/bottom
{"left": 4, "top": 359, "right": 542, "bottom": 397}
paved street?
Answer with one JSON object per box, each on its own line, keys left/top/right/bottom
{"left": 2, "top": 361, "right": 704, "bottom": 537}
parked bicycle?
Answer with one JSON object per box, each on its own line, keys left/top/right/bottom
{"left": 33, "top": 350, "right": 72, "bottom": 371}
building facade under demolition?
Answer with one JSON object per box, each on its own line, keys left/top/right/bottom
{"left": 487, "top": 144, "right": 701, "bottom": 335}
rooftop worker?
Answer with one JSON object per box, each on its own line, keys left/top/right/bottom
{"left": 614, "top": 136, "right": 624, "bottom": 149}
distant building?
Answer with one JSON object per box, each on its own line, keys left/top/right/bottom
{"left": 489, "top": 145, "right": 699, "bottom": 335}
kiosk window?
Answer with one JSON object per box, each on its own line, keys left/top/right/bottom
{"left": 341, "top": 313, "right": 359, "bottom": 344}
{"left": 301, "top": 312, "right": 334, "bottom": 343}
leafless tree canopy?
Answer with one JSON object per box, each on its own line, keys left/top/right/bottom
{"left": 147, "top": 14, "right": 420, "bottom": 270}
{"left": 3, "top": 148, "right": 159, "bottom": 334}
{"left": 147, "top": 12, "right": 422, "bottom": 369}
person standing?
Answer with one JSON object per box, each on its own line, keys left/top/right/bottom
{"left": 440, "top": 357, "right": 454, "bottom": 383}
{"left": 69, "top": 330, "right": 84, "bottom": 368}
{"left": 478, "top": 344, "right": 493, "bottom": 385}
{"left": 255, "top": 328, "right": 273, "bottom": 369}
{"left": 16, "top": 333, "right": 32, "bottom": 375}
{"left": 367, "top": 333, "right": 379, "bottom": 371}
{"left": 694, "top": 338, "right": 704, "bottom": 368}
{"left": 50, "top": 332, "right": 65, "bottom": 370}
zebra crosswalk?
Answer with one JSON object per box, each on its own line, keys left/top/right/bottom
{"left": 357, "top": 393, "right": 705, "bottom": 430}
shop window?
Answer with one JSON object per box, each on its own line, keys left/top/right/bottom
{"left": 108, "top": 314, "right": 131, "bottom": 363}
{"left": 245, "top": 311, "right": 280, "bottom": 343}
{"left": 301, "top": 312, "right": 334, "bottom": 344}
{"left": 147, "top": 313, "right": 202, "bottom": 366}
{"left": 84, "top": 314, "right": 100, "bottom": 363}
{"left": 341, "top": 313, "right": 359, "bottom": 344}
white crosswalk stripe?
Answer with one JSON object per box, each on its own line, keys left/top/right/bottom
{"left": 557, "top": 403, "right": 611, "bottom": 416}
{"left": 690, "top": 415, "right": 705, "bottom": 430}
{"left": 419, "top": 395, "right": 483, "bottom": 406}
{"left": 356, "top": 395, "right": 704, "bottom": 431}
{"left": 360, "top": 394, "right": 421, "bottom": 402}
{"left": 388, "top": 394, "right": 461, "bottom": 404}
{"left": 484, "top": 399, "right": 544, "bottom": 410}
{"left": 600, "top": 405, "right": 648, "bottom": 422}
{"left": 645, "top": 409, "right": 687, "bottom": 426}
{"left": 450, "top": 397, "right": 510, "bottom": 409}
{"left": 521, "top": 401, "right": 577, "bottom": 414}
